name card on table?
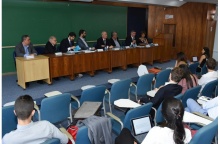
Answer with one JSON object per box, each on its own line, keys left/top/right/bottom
{"left": 97, "top": 49, "right": 103, "bottom": 52}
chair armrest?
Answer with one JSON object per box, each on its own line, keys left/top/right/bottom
{"left": 130, "top": 82, "right": 137, "bottom": 87}
{"left": 151, "top": 107, "right": 157, "bottom": 125}
{"left": 192, "top": 112, "right": 214, "bottom": 121}
{"left": 59, "top": 127, "right": 75, "bottom": 144}
{"left": 34, "top": 103, "right": 39, "bottom": 111}
{"left": 106, "top": 112, "right": 124, "bottom": 130}
{"left": 71, "top": 95, "right": 80, "bottom": 108}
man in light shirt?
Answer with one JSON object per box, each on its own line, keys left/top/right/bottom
{"left": 110, "top": 31, "right": 121, "bottom": 48}
{"left": 3, "top": 95, "right": 69, "bottom": 144}
{"left": 77, "top": 29, "right": 89, "bottom": 50}
{"left": 15, "top": 35, "right": 37, "bottom": 57}
{"left": 185, "top": 96, "right": 218, "bottom": 119}
{"left": 198, "top": 58, "right": 218, "bottom": 92}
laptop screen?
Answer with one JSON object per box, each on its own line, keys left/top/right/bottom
{"left": 131, "top": 115, "right": 152, "bottom": 136}
{"left": 192, "top": 56, "right": 198, "bottom": 62}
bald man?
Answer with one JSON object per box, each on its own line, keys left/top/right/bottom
{"left": 44, "top": 36, "right": 57, "bottom": 54}
{"left": 96, "top": 31, "right": 113, "bottom": 49}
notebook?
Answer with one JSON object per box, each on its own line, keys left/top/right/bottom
{"left": 74, "top": 102, "right": 101, "bottom": 119}
{"left": 131, "top": 115, "right": 152, "bottom": 143}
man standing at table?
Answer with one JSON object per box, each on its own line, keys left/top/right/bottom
{"left": 109, "top": 31, "right": 121, "bottom": 48}
{"left": 96, "top": 31, "right": 113, "bottom": 49}
{"left": 15, "top": 35, "right": 37, "bottom": 57}
{"left": 77, "top": 29, "right": 89, "bottom": 50}
{"left": 44, "top": 36, "right": 57, "bottom": 54}
{"left": 60, "top": 32, "right": 76, "bottom": 53}
{"left": 125, "top": 30, "right": 138, "bottom": 47}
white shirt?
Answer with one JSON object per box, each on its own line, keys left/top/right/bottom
{"left": 202, "top": 96, "right": 218, "bottom": 119}
{"left": 3, "top": 121, "right": 68, "bottom": 144}
{"left": 198, "top": 71, "right": 218, "bottom": 92}
{"left": 141, "top": 126, "right": 192, "bottom": 144}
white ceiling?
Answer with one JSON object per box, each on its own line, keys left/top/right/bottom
{"left": 97, "top": 0, "right": 217, "bottom": 7}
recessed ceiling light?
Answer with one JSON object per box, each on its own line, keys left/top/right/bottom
{"left": 179, "top": 0, "right": 183, "bottom": 1}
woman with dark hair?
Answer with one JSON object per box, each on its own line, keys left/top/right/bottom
{"left": 141, "top": 98, "right": 192, "bottom": 144}
{"left": 196, "top": 47, "right": 210, "bottom": 73}
{"left": 175, "top": 52, "right": 188, "bottom": 67}
{"left": 138, "top": 31, "right": 148, "bottom": 46}
{"left": 115, "top": 98, "right": 192, "bottom": 144}
{"left": 178, "top": 64, "right": 198, "bottom": 94}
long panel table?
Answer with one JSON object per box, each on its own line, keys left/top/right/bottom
{"left": 43, "top": 46, "right": 162, "bottom": 82}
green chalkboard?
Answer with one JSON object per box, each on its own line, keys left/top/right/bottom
{"left": 2, "top": 0, "right": 127, "bottom": 73}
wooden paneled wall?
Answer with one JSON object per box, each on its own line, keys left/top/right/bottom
{"left": 148, "top": 3, "right": 217, "bottom": 60}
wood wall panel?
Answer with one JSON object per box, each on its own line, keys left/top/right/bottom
{"left": 148, "top": 3, "right": 216, "bottom": 60}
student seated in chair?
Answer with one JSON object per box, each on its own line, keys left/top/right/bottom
{"left": 139, "top": 67, "right": 184, "bottom": 109}
{"left": 2, "top": 95, "right": 69, "bottom": 144}
{"left": 185, "top": 96, "right": 218, "bottom": 119}
{"left": 198, "top": 58, "right": 218, "bottom": 92}
{"left": 115, "top": 98, "right": 192, "bottom": 144}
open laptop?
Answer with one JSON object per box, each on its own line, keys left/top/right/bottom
{"left": 192, "top": 56, "right": 198, "bottom": 62}
{"left": 131, "top": 115, "right": 152, "bottom": 143}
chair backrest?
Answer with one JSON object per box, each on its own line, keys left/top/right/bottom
{"left": 75, "top": 126, "right": 91, "bottom": 144}
{"left": 40, "top": 93, "right": 71, "bottom": 124}
{"left": 189, "top": 62, "right": 199, "bottom": 74}
{"left": 174, "top": 93, "right": 184, "bottom": 100}
{"left": 2, "top": 105, "right": 17, "bottom": 137}
{"left": 201, "top": 64, "right": 208, "bottom": 75}
{"left": 110, "top": 79, "right": 132, "bottom": 104}
{"left": 189, "top": 118, "right": 218, "bottom": 144}
{"left": 182, "top": 85, "right": 202, "bottom": 107}
{"left": 35, "top": 46, "right": 45, "bottom": 54}
{"left": 41, "top": 138, "right": 60, "bottom": 144}
{"left": 155, "top": 69, "right": 171, "bottom": 88}
{"left": 201, "top": 79, "right": 218, "bottom": 98}
{"left": 136, "top": 73, "right": 154, "bottom": 95}
{"left": 80, "top": 85, "right": 106, "bottom": 105}
{"left": 123, "top": 102, "right": 153, "bottom": 131}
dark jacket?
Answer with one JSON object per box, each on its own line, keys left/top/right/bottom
{"left": 15, "top": 42, "right": 37, "bottom": 57}
{"left": 60, "top": 38, "right": 74, "bottom": 53}
{"left": 109, "top": 38, "right": 120, "bottom": 47}
{"left": 44, "top": 41, "right": 56, "bottom": 54}
{"left": 151, "top": 84, "right": 182, "bottom": 109}
{"left": 76, "top": 38, "right": 89, "bottom": 50}
{"left": 96, "top": 37, "right": 111, "bottom": 49}
{"left": 125, "top": 36, "right": 138, "bottom": 46}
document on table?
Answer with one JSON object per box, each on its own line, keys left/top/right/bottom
{"left": 114, "top": 99, "right": 141, "bottom": 108}
{"left": 147, "top": 90, "right": 157, "bottom": 97}
{"left": 183, "top": 111, "right": 212, "bottom": 126}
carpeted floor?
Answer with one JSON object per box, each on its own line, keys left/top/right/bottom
{"left": 2, "top": 60, "right": 175, "bottom": 105}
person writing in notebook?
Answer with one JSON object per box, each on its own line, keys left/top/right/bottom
{"left": 15, "top": 35, "right": 37, "bottom": 57}
{"left": 115, "top": 98, "right": 192, "bottom": 144}
{"left": 60, "top": 32, "right": 76, "bottom": 53}
{"left": 139, "top": 67, "right": 183, "bottom": 109}
{"left": 3, "top": 95, "right": 69, "bottom": 144}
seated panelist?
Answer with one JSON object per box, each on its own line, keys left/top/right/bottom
{"left": 96, "top": 31, "right": 113, "bottom": 49}
{"left": 125, "top": 30, "right": 138, "bottom": 47}
{"left": 60, "top": 32, "right": 76, "bottom": 53}
{"left": 138, "top": 31, "right": 148, "bottom": 46}
{"left": 109, "top": 31, "right": 121, "bottom": 48}
{"left": 15, "top": 35, "right": 37, "bottom": 57}
{"left": 77, "top": 29, "right": 89, "bottom": 50}
{"left": 44, "top": 36, "right": 57, "bottom": 54}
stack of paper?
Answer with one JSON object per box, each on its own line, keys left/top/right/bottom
{"left": 114, "top": 99, "right": 141, "bottom": 108}
{"left": 147, "top": 90, "right": 157, "bottom": 97}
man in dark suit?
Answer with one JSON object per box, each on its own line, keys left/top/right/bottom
{"left": 96, "top": 31, "right": 113, "bottom": 49}
{"left": 60, "top": 32, "right": 76, "bottom": 53}
{"left": 109, "top": 31, "right": 121, "bottom": 48}
{"left": 125, "top": 30, "right": 138, "bottom": 47}
{"left": 76, "top": 29, "right": 89, "bottom": 50}
{"left": 139, "top": 67, "right": 183, "bottom": 109}
{"left": 44, "top": 36, "right": 57, "bottom": 54}
{"left": 15, "top": 35, "right": 37, "bottom": 57}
